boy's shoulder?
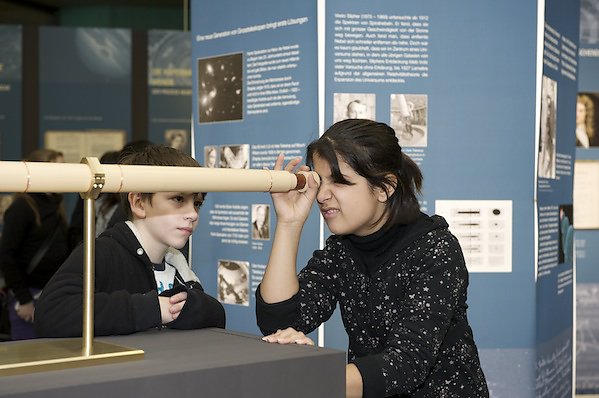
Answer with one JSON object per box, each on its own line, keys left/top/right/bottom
{"left": 97, "top": 222, "right": 141, "bottom": 253}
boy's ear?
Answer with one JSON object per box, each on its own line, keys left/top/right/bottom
{"left": 377, "top": 174, "right": 397, "bottom": 203}
{"left": 128, "top": 192, "right": 147, "bottom": 219}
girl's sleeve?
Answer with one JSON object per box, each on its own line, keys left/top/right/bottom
{"left": 256, "top": 239, "right": 340, "bottom": 336}
{"left": 352, "top": 232, "right": 469, "bottom": 397}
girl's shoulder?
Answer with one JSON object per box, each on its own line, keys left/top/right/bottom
{"left": 323, "top": 234, "right": 350, "bottom": 252}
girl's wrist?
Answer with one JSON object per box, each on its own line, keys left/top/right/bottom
{"left": 275, "top": 220, "right": 305, "bottom": 232}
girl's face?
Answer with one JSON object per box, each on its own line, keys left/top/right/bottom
{"left": 313, "top": 154, "right": 389, "bottom": 236}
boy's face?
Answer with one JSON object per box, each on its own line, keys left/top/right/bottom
{"left": 132, "top": 192, "right": 203, "bottom": 251}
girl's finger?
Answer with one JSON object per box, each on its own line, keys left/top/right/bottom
{"left": 294, "top": 337, "right": 315, "bottom": 346}
{"left": 274, "top": 153, "right": 285, "bottom": 170}
{"left": 284, "top": 157, "right": 302, "bottom": 172}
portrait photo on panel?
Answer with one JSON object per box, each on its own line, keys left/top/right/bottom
{"left": 251, "top": 204, "right": 270, "bottom": 240}
{"left": 390, "top": 94, "right": 428, "bottom": 147}
{"left": 204, "top": 145, "right": 218, "bottom": 168}
{"left": 197, "top": 52, "right": 243, "bottom": 123}
{"left": 538, "top": 75, "right": 557, "bottom": 179}
{"left": 220, "top": 144, "right": 249, "bottom": 169}
{"left": 164, "top": 129, "right": 189, "bottom": 153}
{"left": 217, "top": 260, "right": 249, "bottom": 306}
{"left": 576, "top": 92, "right": 599, "bottom": 148}
{"left": 333, "top": 93, "right": 376, "bottom": 123}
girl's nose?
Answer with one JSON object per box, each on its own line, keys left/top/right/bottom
{"left": 316, "top": 182, "right": 331, "bottom": 204}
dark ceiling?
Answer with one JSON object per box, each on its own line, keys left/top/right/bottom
{"left": 0, "top": 0, "right": 185, "bottom": 25}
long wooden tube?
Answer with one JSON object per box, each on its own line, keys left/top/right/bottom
{"left": 0, "top": 160, "right": 318, "bottom": 193}
{"left": 0, "top": 158, "right": 319, "bottom": 358}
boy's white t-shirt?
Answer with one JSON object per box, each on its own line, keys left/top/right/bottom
{"left": 152, "top": 261, "right": 177, "bottom": 294}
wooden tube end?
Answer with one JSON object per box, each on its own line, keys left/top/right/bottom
{"left": 295, "top": 171, "right": 320, "bottom": 192}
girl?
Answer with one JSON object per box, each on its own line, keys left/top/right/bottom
{"left": 256, "top": 119, "right": 489, "bottom": 397}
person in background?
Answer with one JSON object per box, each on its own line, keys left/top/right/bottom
{"left": 0, "top": 149, "right": 70, "bottom": 340}
{"left": 256, "top": 119, "right": 489, "bottom": 397}
{"left": 35, "top": 145, "right": 225, "bottom": 337}
{"left": 68, "top": 141, "right": 156, "bottom": 252}
{"left": 67, "top": 150, "right": 123, "bottom": 250}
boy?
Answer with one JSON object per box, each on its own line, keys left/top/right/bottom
{"left": 35, "top": 145, "right": 225, "bottom": 337}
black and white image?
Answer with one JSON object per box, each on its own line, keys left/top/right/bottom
{"left": 204, "top": 145, "right": 218, "bottom": 168}
{"left": 164, "top": 129, "right": 188, "bottom": 152}
{"left": 538, "top": 75, "right": 557, "bottom": 179}
{"left": 390, "top": 94, "right": 428, "bottom": 147}
{"left": 197, "top": 52, "right": 243, "bottom": 123}
{"left": 217, "top": 260, "right": 249, "bottom": 306}
{"left": 581, "top": 0, "right": 599, "bottom": 45}
{"left": 251, "top": 204, "right": 270, "bottom": 240}
{"left": 333, "top": 93, "right": 376, "bottom": 123}
{"left": 220, "top": 144, "right": 249, "bottom": 169}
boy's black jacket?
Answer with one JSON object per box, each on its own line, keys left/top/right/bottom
{"left": 35, "top": 222, "right": 225, "bottom": 337}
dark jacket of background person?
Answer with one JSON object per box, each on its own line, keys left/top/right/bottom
{"left": 0, "top": 193, "right": 69, "bottom": 307}
{"left": 67, "top": 150, "right": 122, "bottom": 251}
{"left": 35, "top": 222, "right": 225, "bottom": 337}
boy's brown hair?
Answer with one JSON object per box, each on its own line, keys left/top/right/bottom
{"left": 119, "top": 144, "right": 203, "bottom": 220}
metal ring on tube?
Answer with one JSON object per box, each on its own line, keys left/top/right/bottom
{"left": 23, "top": 162, "right": 31, "bottom": 193}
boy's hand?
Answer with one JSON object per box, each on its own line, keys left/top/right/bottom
{"left": 158, "top": 291, "right": 188, "bottom": 324}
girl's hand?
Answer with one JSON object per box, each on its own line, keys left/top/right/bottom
{"left": 270, "top": 153, "right": 318, "bottom": 226}
{"left": 262, "top": 327, "right": 315, "bottom": 346}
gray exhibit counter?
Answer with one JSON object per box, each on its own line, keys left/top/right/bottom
{"left": 0, "top": 328, "right": 346, "bottom": 397}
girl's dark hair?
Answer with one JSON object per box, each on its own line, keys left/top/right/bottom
{"left": 306, "top": 119, "right": 422, "bottom": 229}
{"left": 119, "top": 144, "right": 204, "bottom": 220}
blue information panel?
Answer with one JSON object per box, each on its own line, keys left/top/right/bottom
{"left": 324, "top": 0, "right": 542, "bottom": 395}
{"left": 0, "top": 25, "right": 22, "bottom": 161}
{"left": 0, "top": 25, "right": 22, "bottom": 235}
{"left": 535, "top": 0, "right": 580, "bottom": 395}
{"left": 575, "top": 0, "right": 599, "bottom": 393}
{"left": 190, "top": 1, "right": 581, "bottom": 395}
{"left": 190, "top": 0, "right": 319, "bottom": 335}
{"left": 39, "top": 27, "right": 132, "bottom": 146}
{"left": 148, "top": 30, "right": 192, "bottom": 153}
